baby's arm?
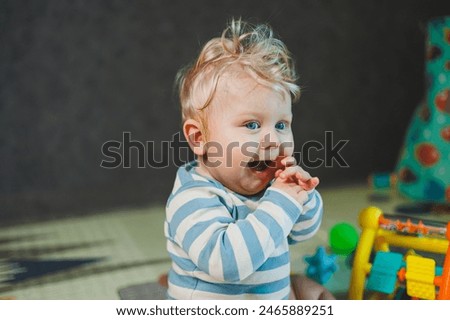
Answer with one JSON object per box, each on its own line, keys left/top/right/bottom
{"left": 288, "top": 189, "right": 323, "bottom": 244}
{"left": 271, "top": 157, "right": 323, "bottom": 244}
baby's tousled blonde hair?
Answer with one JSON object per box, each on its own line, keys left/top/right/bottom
{"left": 176, "top": 18, "right": 300, "bottom": 126}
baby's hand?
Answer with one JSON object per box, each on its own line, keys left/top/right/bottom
{"left": 274, "top": 156, "right": 320, "bottom": 190}
{"left": 276, "top": 165, "right": 319, "bottom": 191}
{"left": 271, "top": 156, "right": 320, "bottom": 204}
{"left": 271, "top": 177, "right": 309, "bottom": 204}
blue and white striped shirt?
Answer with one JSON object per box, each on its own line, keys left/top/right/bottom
{"left": 165, "top": 161, "right": 323, "bottom": 299}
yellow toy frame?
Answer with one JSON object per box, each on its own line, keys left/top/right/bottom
{"left": 349, "top": 206, "right": 450, "bottom": 300}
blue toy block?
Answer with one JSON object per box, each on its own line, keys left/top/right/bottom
{"left": 366, "top": 251, "right": 403, "bottom": 294}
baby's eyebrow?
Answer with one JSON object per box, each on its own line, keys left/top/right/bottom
{"left": 231, "top": 111, "right": 261, "bottom": 119}
{"left": 235, "top": 110, "right": 292, "bottom": 119}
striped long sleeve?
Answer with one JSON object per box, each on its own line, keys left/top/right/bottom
{"left": 288, "top": 191, "right": 323, "bottom": 244}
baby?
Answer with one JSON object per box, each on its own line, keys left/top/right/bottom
{"left": 164, "top": 19, "right": 333, "bottom": 299}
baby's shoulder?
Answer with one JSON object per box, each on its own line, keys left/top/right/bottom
{"left": 168, "top": 176, "right": 231, "bottom": 205}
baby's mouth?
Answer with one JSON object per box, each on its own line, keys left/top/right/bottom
{"left": 247, "top": 160, "right": 276, "bottom": 172}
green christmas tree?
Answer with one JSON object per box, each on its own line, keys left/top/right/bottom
{"left": 396, "top": 16, "right": 450, "bottom": 203}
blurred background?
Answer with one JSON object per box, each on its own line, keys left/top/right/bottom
{"left": 1, "top": 0, "right": 450, "bottom": 224}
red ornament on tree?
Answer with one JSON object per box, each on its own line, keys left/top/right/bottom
{"left": 435, "top": 89, "right": 450, "bottom": 113}
{"left": 441, "top": 126, "right": 450, "bottom": 141}
{"left": 415, "top": 143, "right": 440, "bottom": 167}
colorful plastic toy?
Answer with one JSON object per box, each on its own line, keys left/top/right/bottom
{"left": 329, "top": 222, "right": 359, "bottom": 255}
{"left": 349, "top": 206, "right": 450, "bottom": 300}
{"left": 304, "top": 246, "right": 337, "bottom": 284}
{"left": 368, "top": 172, "right": 397, "bottom": 189}
{"left": 366, "top": 251, "right": 403, "bottom": 294}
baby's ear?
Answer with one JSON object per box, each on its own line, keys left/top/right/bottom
{"left": 183, "top": 119, "right": 206, "bottom": 156}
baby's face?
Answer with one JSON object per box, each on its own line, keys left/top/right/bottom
{"left": 197, "top": 71, "right": 294, "bottom": 195}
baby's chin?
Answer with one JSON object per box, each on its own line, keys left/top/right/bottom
{"left": 230, "top": 179, "right": 273, "bottom": 196}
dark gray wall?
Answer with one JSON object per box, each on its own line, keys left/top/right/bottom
{"left": 1, "top": 0, "right": 450, "bottom": 224}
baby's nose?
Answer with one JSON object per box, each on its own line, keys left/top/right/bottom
{"left": 259, "top": 133, "right": 280, "bottom": 160}
{"left": 259, "top": 132, "right": 280, "bottom": 149}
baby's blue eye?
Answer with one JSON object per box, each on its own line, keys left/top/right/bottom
{"left": 275, "top": 122, "right": 287, "bottom": 130}
{"left": 245, "top": 121, "right": 260, "bottom": 130}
